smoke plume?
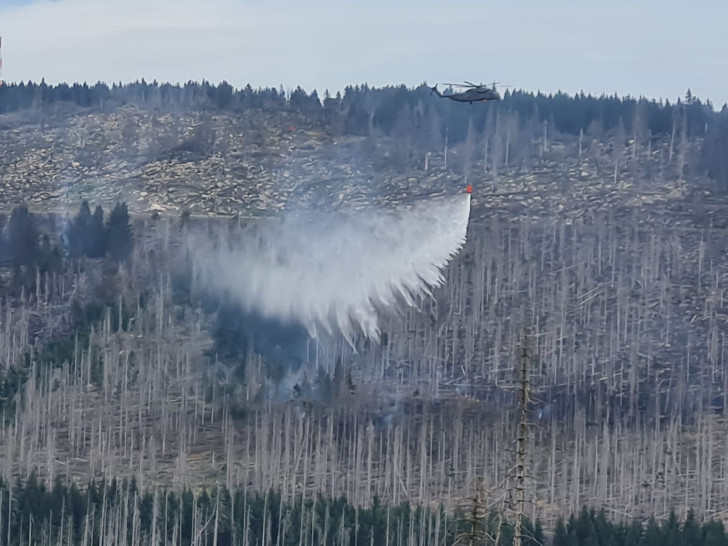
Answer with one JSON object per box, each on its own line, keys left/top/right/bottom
{"left": 191, "top": 192, "right": 472, "bottom": 344}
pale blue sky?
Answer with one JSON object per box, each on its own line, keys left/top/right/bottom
{"left": 1, "top": 0, "right": 727, "bottom": 106}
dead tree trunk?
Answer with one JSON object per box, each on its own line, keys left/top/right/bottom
{"left": 513, "top": 338, "right": 532, "bottom": 546}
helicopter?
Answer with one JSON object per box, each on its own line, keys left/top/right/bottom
{"left": 430, "top": 81, "right": 505, "bottom": 104}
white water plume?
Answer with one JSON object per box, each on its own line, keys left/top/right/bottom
{"left": 192, "top": 192, "right": 472, "bottom": 343}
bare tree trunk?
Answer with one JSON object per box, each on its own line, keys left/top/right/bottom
{"left": 513, "top": 339, "right": 531, "bottom": 546}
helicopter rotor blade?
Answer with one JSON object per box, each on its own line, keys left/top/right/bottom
{"left": 443, "top": 82, "right": 473, "bottom": 88}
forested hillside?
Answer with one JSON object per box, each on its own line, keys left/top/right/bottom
{"left": 2, "top": 81, "right": 728, "bottom": 541}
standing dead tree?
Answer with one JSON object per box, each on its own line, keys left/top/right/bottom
{"left": 452, "top": 333, "right": 536, "bottom": 546}
{"left": 513, "top": 337, "right": 533, "bottom": 546}
{"left": 453, "top": 479, "right": 502, "bottom": 546}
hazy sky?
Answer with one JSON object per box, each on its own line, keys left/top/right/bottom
{"left": 1, "top": 0, "right": 727, "bottom": 106}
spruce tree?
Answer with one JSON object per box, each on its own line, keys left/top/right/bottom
{"left": 683, "top": 510, "right": 702, "bottom": 546}
{"left": 552, "top": 518, "right": 568, "bottom": 546}
{"left": 665, "top": 510, "right": 683, "bottom": 546}
{"left": 6, "top": 204, "right": 40, "bottom": 267}
{"left": 704, "top": 520, "right": 727, "bottom": 546}
{"left": 624, "top": 519, "right": 644, "bottom": 546}
{"left": 106, "top": 202, "right": 133, "bottom": 262}
{"left": 86, "top": 205, "right": 108, "bottom": 258}
{"left": 67, "top": 200, "right": 92, "bottom": 258}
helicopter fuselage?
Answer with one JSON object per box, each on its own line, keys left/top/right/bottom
{"left": 431, "top": 84, "right": 501, "bottom": 103}
{"left": 445, "top": 93, "right": 500, "bottom": 103}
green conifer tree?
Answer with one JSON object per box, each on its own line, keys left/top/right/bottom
{"left": 86, "top": 205, "right": 108, "bottom": 258}
{"left": 106, "top": 202, "right": 134, "bottom": 262}
{"left": 704, "top": 520, "right": 727, "bottom": 546}
{"left": 67, "top": 200, "right": 92, "bottom": 258}
{"left": 7, "top": 204, "right": 40, "bottom": 268}
{"left": 683, "top": 510, "right": 702, "bottom": 546}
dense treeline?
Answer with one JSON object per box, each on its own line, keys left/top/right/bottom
{"left": 0, "top": 200, "right": 133, "bottom": 299}
{"left": 2, "top": 475, "right": 725, "bottom": 546}
{"left": 0, "top": 475, "right": 542, "bottom": 546}
{"left": 0, "top": 79, "right": 724, "bottom": 142}
{"left": 553, "top": 507, "right": 728, "bottom": 546}
{"left": 0, "top": 200, "right": 134, "bottom": 271}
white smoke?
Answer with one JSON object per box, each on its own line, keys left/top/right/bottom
{"left": 192, "top": 192, "right": 472, "bottom": 344}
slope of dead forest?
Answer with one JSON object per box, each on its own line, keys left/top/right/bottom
{"left": 0, "top": 103, "right": 703, "bottom": 219}
{"left": 2, "top": 104, "right": 728, "bottom": 529}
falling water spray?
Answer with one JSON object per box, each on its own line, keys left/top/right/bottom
{"left": 191, "top": 190, "right": 472, "bottom": 345}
